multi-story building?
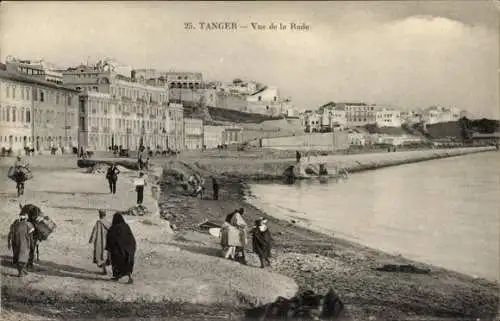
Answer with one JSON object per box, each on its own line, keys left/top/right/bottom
{"left": 5, "top": 57, "right": 64, "bottom": 84}
{"left": 421, "top": 106, "right": 462, "bottom": 125}
{"left": 168, "top": 102, "right": 184, "bottom": 151}
{"left": 223, "top": 125, "right": 243, "bottom": 145}
{"left": 78, "top": 92, "right": 180, "bottom": 152}
{"left": 203, "top": 125, "right": 226, "bottom": 149}
{"left": 0, "top": 68, "right": 79, "bottom": 154}
{"left": 303, "top": 112, "right": 321, "bottom": 132}
{"left": 339, "top": 102, "right": 380, "bottom": 126}
{"left": 183, "top": 117, "right": 203, "bottom": 150}
{"left": 132, "top": 69, "right": 203, "bottom": 104}
{"left": 376, "top": 109, "right": 401, "bottom": 127}
{"left": 59, "top": 60, "right": 177, "bottom": 152}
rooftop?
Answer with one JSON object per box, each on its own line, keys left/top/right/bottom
{"left": 0, "top": 70, "right": 79, "bottom": 92}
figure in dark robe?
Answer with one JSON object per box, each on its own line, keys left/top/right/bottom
{"left": 89, "top": 209, "right": 111, "bottom": 275}
{"left": 212, "top": 177, "right": 219, "bottom": 200}
{"left": 106, "top": 164, "right": 120, "bottom": 194}
{"left": 8, "top": 212, "right": 35, "bottom": 277}
{"left": 106, "top": 212, "right": 136, "bottom": 284}
{"left": 251, "top": 218, "right": 273, "bottom": 268}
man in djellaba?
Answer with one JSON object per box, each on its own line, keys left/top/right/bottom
{"left": 251, "top": 218, "right": 273, "bottom": 268}
{"left": 8, "top": 210, "right": 35, "bottom": 277}
{"left": 89, "top": 209, "right": 111, "bottom": 275}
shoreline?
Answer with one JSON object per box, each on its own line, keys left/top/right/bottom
{"left": 168, "top": 147, "right": 499, "bottom": 320}
{"left": 1, "top": 148, "right": 498, "bottom": 320}
{"left": 242, "top": 187, "right": 499, "bottom": 283}
{"left": 189, "top": 146, "right": 497, "bottom": 181}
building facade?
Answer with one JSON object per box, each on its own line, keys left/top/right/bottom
{"left": 203, "top": 125, "right": 226, "bottom": 149}
{"left": 59, "top": 61, "right": 178, "bottom": 152}
{"left": 339, "top": 102, "right": 380, "bottom": 126}
{"left": 5, "top": 57, "right": 64, "bottom": 84}
{"left": 376, "top": 109, "right": 402, "bottom": 127}
{"left": 183, "top": 117, "right": 203, "bottom": 150}
{"left": 132, "top": 69, "right": 204, "bottom": 104}
{"left": 168, "top": 102, "right": 184, "bottom": 151}
{"left": 422, "top": 106, "right": 462, "bottom": 125}
{"left": 0, "top": 69, "right": 79, "bottom": 154}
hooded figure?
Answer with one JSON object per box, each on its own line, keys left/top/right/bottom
{"left": 89, "top": 209, "right": 111, "bottom": 275}
{"left": 252, "top": 218, "right": 273, "bottom": 268}
{"left": 221, "top": 208, "right": 248, "bottom": 264}
{"left": 106, "top": 212, "right": 136, "bottom": 284}
{"left": 8, "top": 211, "right": 35, "bottom": 277}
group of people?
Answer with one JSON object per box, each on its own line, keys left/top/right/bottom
{"left": 89, "top": 210, "right": 137, "bottom": 284}
{"left": 220, "top": 207, "right": 273, "bottom": 269}
{"left": 105, "top": 163, "right": 147, "bottom": 206}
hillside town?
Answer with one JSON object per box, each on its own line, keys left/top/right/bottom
{"left": 0, "top": 56, "right": 496, "bottom": 156}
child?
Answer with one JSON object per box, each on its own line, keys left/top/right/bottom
{"left": 251, "top": 218, "right": 273, "bottom": 268}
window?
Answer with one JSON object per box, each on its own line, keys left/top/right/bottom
{"left": 21, "top": 108, "right": 25, "bottom": 122}
{"left": 12, "top": 107, "right": 16, "bottom": 122}
{"left": 26, "top": 88, "right": 30, "bottom": 100}
{"left": 79, "top": 99, "right": 85, "bottom": 113}
{"left": 258, "top": 96, "right": 262, "bottom": 101}
{"left": 21, "top": 87, "right": 25, "bottom": 100}
{"left": 40, "top": 91, "right": 45, "bottom": 102}
{"left": 67, "top": 96, "right": 72, "bottom": 105}
{"left": 12, "top": 86, "right": 16, "bottom": 99}
{"left": 26, "top": 110, "right": 31, "bottom": 123}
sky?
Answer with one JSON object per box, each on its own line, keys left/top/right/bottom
{"left": 1, "top": 1, "right": 499, "bottom": 118}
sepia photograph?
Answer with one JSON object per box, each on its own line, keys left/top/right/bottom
{"left": 0, "top": 1, "right": 498, "bottom": 320}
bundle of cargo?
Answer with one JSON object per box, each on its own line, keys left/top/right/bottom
{"left": 8, "top": 166, "right": 33, "bottom": 183}
{"left": 20, "top": 204, "right": 57, "bottom": 241}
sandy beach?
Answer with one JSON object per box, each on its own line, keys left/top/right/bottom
{"left": 1, "top": 149, "right": 499, "bottom": 320}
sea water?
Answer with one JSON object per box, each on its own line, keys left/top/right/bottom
{"left": 247, "top": 152, "right": 500, "bottom": 281}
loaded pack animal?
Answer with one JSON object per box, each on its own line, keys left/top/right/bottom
{"left": 18, "top": 204, "right": 57, "bottom": 265}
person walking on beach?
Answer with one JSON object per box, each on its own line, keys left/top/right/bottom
{"left": 12, "top": 156, "right": 30, "bottom": 196}
{"left": 134, "top": 172, "right": 147, "bottom": 205}
{"left": 89, "top": 209, "right": 111, "bottom": 275}
{"left": 221, "top": 208, "right": 248, "bottom": 264}
{"left": 106, "top": 163, "right": 120, "bottom": 194}
{"left": 106, "top": 212, "right": 136, "bottom": 284}
{"left": 212, "top": 177, "right": 219, "bottom": 200}
{"left": 251, "top": 218, "right": 273, "bottom": 269}
{"left": 8, "top": 211, "right": 35, "bottom": 277}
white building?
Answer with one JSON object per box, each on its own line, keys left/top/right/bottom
{"left": 422, "top": 106, "right": 462, "bottom": 125}
{"left": 376, "top": 109, "right": 401, "bottom": 127}
{"left": 203, "top": 125, "right": 226, "bottom": 149}
{"left": 348, "top": 132, "right": 366, "bottom": 146}
{"left": 184, "top": 118, "right": 203, "bottom": 150}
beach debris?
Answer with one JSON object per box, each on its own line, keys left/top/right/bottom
{"left": 374, "top": 264, "right": 431, "bottom": 274}
{"left": 121, "top": 204, "right": 151, "bottom": 216}
{"left": 244, "top": 288, "right": 345, "bottom": 320}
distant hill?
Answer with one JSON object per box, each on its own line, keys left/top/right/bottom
{"left": 206, "top": 106, "right": 282, "bottom": 123}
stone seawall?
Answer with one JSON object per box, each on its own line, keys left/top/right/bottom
{"left": 192, "top": 146, "right": 497, "bottom": 181}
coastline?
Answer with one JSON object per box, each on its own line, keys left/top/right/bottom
{"left": 188, "top": 146, "right": 497, "bottom": 181}
{"left": 169, "top": 147, "right": 499, "bottom": 320}
{"left": 1, "top": 148, "right": 498, "bottom": 320}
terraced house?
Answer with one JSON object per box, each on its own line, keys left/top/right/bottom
{"left": 0, "top": 65, "right": 79, "bottom": 155}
